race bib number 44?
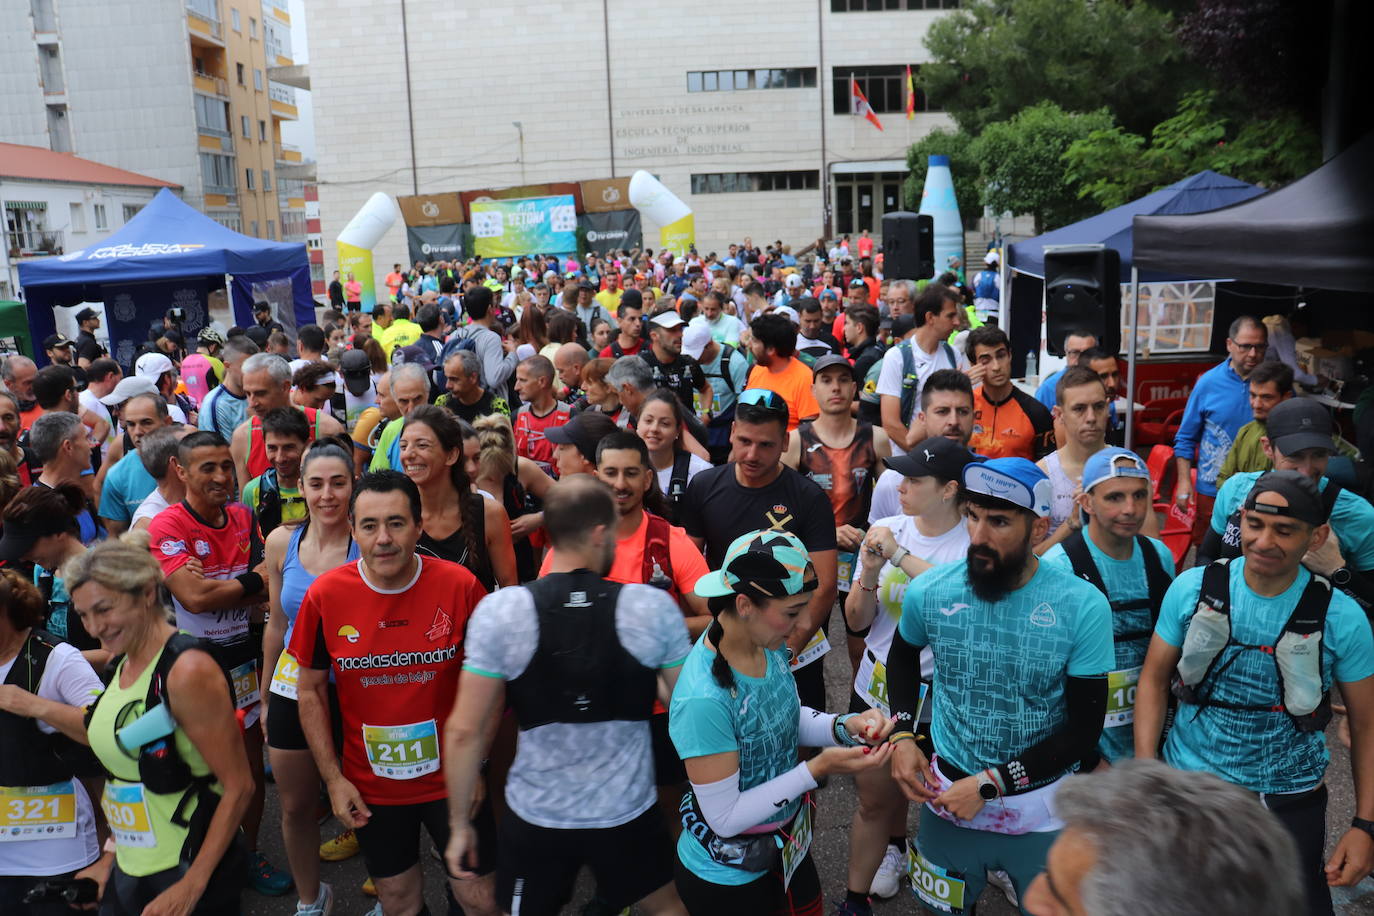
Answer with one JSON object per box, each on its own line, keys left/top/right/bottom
{"left": 0, "top": 782, "right": 77, "bottom": 842}
{"left": 269, "top": 652, "right": 300, "bottom": 701}
{"left": 908, "top": 847, "right": 968, "bottom": 913}
{"left": 363, "top": 719, "right": 441, "bottom": 780}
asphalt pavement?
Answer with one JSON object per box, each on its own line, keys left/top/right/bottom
{"left": 244, "top": 603, "right": 1374, "bottom": 915}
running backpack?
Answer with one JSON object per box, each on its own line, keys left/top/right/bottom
{"left": 664, "top": 452, "right": 692, "bottom": 525}
{"left": 1171, "top": 559, "right": 1333, "bottom": 733}
{"left": 1061, "top": 532, "right": 1172, "bottom": 643}
{"left": 641, "top": 512, "right": 679, "bottom": 601}
{"left": 897, "top": 340, "right": 958, "bottom": 424}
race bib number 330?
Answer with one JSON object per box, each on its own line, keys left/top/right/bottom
{"left": 362, "top": 719, "right": 441, "bottom": 780}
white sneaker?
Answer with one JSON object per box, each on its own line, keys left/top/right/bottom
{"left": 869, "top": 843, "right": 904, "bottom": 899}
{"left": 987, "top": 868, "right": 1019, "bottom": 907}
{"left": 296, "top": 882, "right": 334, "bottom": 916}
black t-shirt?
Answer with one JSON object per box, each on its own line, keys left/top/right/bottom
{"left": 680, "top": 463, "right": 838, "bottom": 569}
{"left": 639, "top": 349, "right": 706, "bottom": 411}
{"left": 75, "top": 331, "right": 104, "bottom": 364}
{"left": 445, "top": 389, "right": 503, "bottom": 425}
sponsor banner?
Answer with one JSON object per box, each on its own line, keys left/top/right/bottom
{"left": 659, "top": 212, "right": 695, "bottom": 256}
{"left": 470, "top": 195, "right": 577, "bottom": 258}
{"left": 460, "top": 183, "right": 583, "bottom": 220}
{"left": 337, "top": 240, "right": 377, "bottom": 311}
{"left": 580, "top": 177, "right": 633, "bottom": 213}
{"left": 406, "top": 223, "right": 464, "bottom": 265}
{"left": 98, "top": 276, "right": 212, "bottom": 370}
{"left": 397, "top": 192, "right": 463, "bottom": 227}
{"left": 579, "top": 210, "right": 642, "bottom": 252}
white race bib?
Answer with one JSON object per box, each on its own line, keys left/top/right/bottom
{"left": 102, "top": 783, "right": 155, "bottom": 848}
{"left": 362, "top": 719, "right": 441, "bottom": 780}
{"left": 269, "top": 652, "right": 300, "bottom": 701}
{"left": 1104, "top": 666, "right": 1140, "bottom": 727}
{"left": 230, "top": 659, "right": 261, "bottom": 710}
{"left": 780, "top": 798, "right": 814, "bottom": 891}
{"left": 0, "top": 782, "right": 78, "bottom": 842}
{"left": 790, "top": 629, "right": 830, "bottom": 671}
{"left": 908, "top": 846, "right": 968, "bottom": 913}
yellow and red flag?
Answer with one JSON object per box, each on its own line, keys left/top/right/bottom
{"left": 905, "top": 65, "right": 916, "bottom": 120}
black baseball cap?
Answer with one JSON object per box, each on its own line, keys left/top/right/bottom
{"left": 0, "top": 515, "right": 71, "bottom": 564}
{"left": 884, "top": 436, "right": 982, "bottom": 480}
{"left": 811, "top": 354, "right": 856, "bottom": 379}
{"left": 545, "top": 411, "right": 619, "bottom": 464}
{"left": 43, "top": 333, "right": 75, "bottom": 350}
{"left": 1245, "top": 469, "right": 1329, "bottom": 527}
{"left": 1265, "top": 398, "right": 1336, "bottom": 456}
{"left": 75, "top": 307, "right": 99, "bottom": 322}
{"left": 339, "top": 348, "right": 373, "bottom": 396}
{"left": 890, "top": 315, "right": 916, "bottom": 338}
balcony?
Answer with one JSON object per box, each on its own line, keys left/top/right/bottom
{"left": 274, "top": 143, "right": 302, "bottom": 164}
{"left": 6, "top": 227, "right": 64, "bottom": 259}
{"left": 269, "top": 84, "right": 298, "bottom": 120}
{"left": 193, "top": 71, "right": 228, "bottom": 98}
{"left": 186, "top": 0, "right": 223, "bottom": 45}
{"left": 267, "top": 63, "right": 309, "bottom": 91}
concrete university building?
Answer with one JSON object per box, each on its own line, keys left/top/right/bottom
{"left": 307, "top": 0, "right": 960, "bottom": 271}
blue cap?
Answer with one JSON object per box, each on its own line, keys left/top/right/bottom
{"left": 961, "top": 457, "right": 1054, "bottom": 518}
{"left": 1082, "top": 447, "right": 1150, "bottom": 494}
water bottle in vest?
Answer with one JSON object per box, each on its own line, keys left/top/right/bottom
{"left": 1275, "top": 631, "right": 1324, "bottom": 715}
{"left": 648, "top": 558, "right": 672, "bottom": 591}
{"left": 1177, "top": 604, "right": 1231, "bottom": 687}
{"left": 1026, "top": 352, "right": 1038, "bottom": 378}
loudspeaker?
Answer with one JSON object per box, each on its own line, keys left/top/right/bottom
{"left": 1044, "top": 244, "right": 1121, "bottom": 357}
{"left": 881, "top": 211, "right": 934, "bottom": 281}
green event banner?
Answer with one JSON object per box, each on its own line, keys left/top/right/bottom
{"left": 469, "top": 195, "right": 577, "bottom": 258}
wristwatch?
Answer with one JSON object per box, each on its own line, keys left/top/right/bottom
{"left": 1352, "top": 817, "right": 1374, "bottom": 840}
{"left": 976, "top": 770, "right": 1000, "bottom": 801}
{"left": 889, "top": 546, "right": 910, "bottom": 567}
{"left": 1332, "top": 567, "right": 1353, "bottom": 587}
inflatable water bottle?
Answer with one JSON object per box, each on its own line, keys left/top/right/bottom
{"left": 336, "top": 192, "right": 401, "bottom": 312}
{"left": 918, "top": 155, "right": 963, "bottom": 277}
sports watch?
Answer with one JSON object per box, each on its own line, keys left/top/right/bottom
{"left": 976, "top": 770, "right": 1000, "bottom": 801}
{"left": 889, "top": 546, "right": 910, "bottom": 568}
{"left": 1352, "top": 817, "right": 1374, "bottom": 840}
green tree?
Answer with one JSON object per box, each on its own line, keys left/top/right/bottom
{"left": 1063, "top": 91, "right": 1322, "bottom": 211}
{"left": 920, "top": 0, "right": 1193, "bottom": 136}
{"left": 970, "top": 102, "right": 1114, "bottom": 233}
{"left": 901, "top": 128, "right": 982, "bottom": 229}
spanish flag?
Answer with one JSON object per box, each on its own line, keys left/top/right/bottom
{"left": 905, "top": 65, "right": 916, "bottom": 120}
{"left": 851, "top": 79, "right": 884, "bottom": 132}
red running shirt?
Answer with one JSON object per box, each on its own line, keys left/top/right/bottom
{"left": 513, "top": 402, "right": 571, "bottom": 477}
{"left": 288, "top": 556, "right": 487, "bottom": 805}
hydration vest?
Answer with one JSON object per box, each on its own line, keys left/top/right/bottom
{"left": 1171, "top": 559, "right": 1333, "bottom": 733}
{"left": 1061, "top": 532, "right": 1171, "bottom": 643}
{"left": 1219, "top": 480, "right": 1342, "bottom": 559}
{"left": 641, "top": 513, "right": 678, "bottom": 602}
{"left": 0, "top": 630, "right": 94, "bottom": 786}
{"left": 246, "top": 407, "right": 328, "bottom": 479}
{"left": 663, "top": 451, "right": 692, "bottom": 525}
{"left": 506, "top": 571, "right": 657, "bottom": 730}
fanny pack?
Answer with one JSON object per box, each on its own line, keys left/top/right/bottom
{"left": 678, "top": 790, "right": 796, "bottom": 873}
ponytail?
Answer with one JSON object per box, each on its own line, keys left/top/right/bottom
{"left": 706, "top": 594, "right": 735, "bottom": 691}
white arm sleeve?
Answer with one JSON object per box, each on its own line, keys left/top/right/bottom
{"left": 797, "top": 706, "right": 841, "bottom": 748}
{"left": 692, "top": 763, "right": 818, "bottom": 837}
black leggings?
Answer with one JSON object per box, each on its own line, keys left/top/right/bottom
{"left": 674, "top": 854, "right": 822, "bottom": 916}
{"left": 100, "top": 836, "right": 244, "bottom": 916}
{"left": 1264, "top": 785, "right": 1333, "bottom": 916}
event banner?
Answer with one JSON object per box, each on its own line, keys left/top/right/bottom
{"left": 470, "top": 195, "right": 577, "bottom": 258}
{"left": 98, "top": 276, "right": 211, "bottom": 369}
{"left": 337, "top": 240, "right": 377, "bottom": 311}
{"left": 579, "top": 210, "right": 642, "bottom": 253}
{"left": 407, "top": 224, "right": 464, "bottom": 265}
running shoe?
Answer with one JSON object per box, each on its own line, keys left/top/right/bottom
{"left": 833, "top": 898, "right": 873, "bottom": 915}
{"left": 870, "top": 843, "right": 904, "bottom": 898}
{"left": 987, "top": 868, "right": 1019, "bottom": 907}
{"left": 361, "top": 877, "right": 376, "bottom": 897}
{"left": 249, "top": 851, "right": 294, "bottom": 896}
{"left": 318, "top": 828, "right": 359, "bottom": 861}
{"left": 295, "top": 882, "right": 334, "bottom": 915}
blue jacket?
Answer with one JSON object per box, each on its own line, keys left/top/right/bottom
{"left": 1173, "top": 359, "right": 1251, "bottom": 497}
{"left": 1034, "top": 367, "right": 1065, "bottom": 408}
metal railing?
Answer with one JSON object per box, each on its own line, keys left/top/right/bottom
{"left": 193, "top": 71, "right": 228, "bottom": 96}
{"left": 268, "top": 83, "right": 295, "bottom": 105}
{"left": 6, "top": 227, "right": 64, "bottom": 256}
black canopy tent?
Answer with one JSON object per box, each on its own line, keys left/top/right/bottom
{"left": 1133, "top": 131, "right": 1374, "bottom": 294}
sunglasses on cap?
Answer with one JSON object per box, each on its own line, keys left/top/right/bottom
{"left": 736, "top": 388, "right": 788, "bottom": 414}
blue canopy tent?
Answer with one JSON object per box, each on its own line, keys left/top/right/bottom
{"left": 18, "top": 188, "right": 313, "bottom": 368}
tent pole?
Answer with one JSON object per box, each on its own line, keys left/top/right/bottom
{"left": 1125, "top": 266, "right": 1140, "bottom": 451}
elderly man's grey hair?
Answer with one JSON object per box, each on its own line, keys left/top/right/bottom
{"left": 444, "top": 349, "right": 482, "bottom": 381}
{"left": 892, "top": 278, "right": 918, "bottom": 301}
{"left": 1053, "top": 758, "right": 1301, "bottom": 916}
{"left": 605, "top": 355, "right": 654, "bottom": 394}
{"left": 29, "top": 411, "right": 84, "bottom": 463}
{"left": 241, "top": 353, "right": 292, "bottom": 384}
{"left": 390, "top": 362, "right": 430, "bottom": 391}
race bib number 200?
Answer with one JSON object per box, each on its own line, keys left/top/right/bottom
{"left": 908, "top": 847, "right": 968, "bottom": 913}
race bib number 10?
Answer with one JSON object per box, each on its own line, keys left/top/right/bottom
{"left": 908, "top": 846, "right": 968, "bottom": 913}
{"left": 363, "top": 719, "right": 441, "bottom": 780}
{"left": 1104, "top": 666, "right": 1141, "bottom": 728}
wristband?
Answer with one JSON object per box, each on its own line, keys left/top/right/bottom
{"left": 833, "top": 713, "right": 862, "bottom": 747}
{"left": 888, "top": 731, "right": 917, "bottom": 746}
{"left": 857, "top": 580, "right": 879, "bottom": 592}
{"left": 236, "top": 571, "right": 264, "bottom": 596}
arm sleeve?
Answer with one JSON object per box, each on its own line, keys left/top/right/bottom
{"left": 885, "top": 629, "right": 926, "bottom": 732}
{"left": 797, "top": 706, "right": 841, "bottom": 748}
{"left": 992, "top": 673, "right": 1106, "bottom": 794}
{"left": 691, "top": 764, "right": 818, "bottom": 837}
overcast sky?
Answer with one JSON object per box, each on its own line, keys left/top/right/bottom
{"left": 278, "top": 0, "right": 316, "bottom": 161}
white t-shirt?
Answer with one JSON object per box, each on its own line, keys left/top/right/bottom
{"left": 874, "top": 338, "right": 968, "bottom": 455}
{"left": 132, "top": 486, "right": 172, "bottom": 529}
{"left": 869, "top": 468, "right": 902, "bottom": 526}
{"left": 78, "top": 389, "right": 115, "bottom": 457}
{"left": 851, "top": 513, "right": 969, "bottom": 712}
{"left": 0, "top": 641, "right": 103, "bottom": 875}
{"left": 344, "top": 380, "right": 379, "bottom": 434}
{"left": 656, "top": 453, "right": 711, "bottom": 498}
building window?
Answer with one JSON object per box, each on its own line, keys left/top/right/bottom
{"left": 193, "top": 94, "right": 229, "bottom": 135}
{"left": 250, "top": 220, "right": 259, "bottom": 237}
{"left": 46, "top": 104, "right": 71, "bottom": 152}
{"left": 832, "top": 65, "right": 937, "bottom": 114}
{"left": 240, "top": 115, "right": 249, "bottom": 138}
{"left": 69, "top": 202, "right": 85, "bottom": 233}
{"left": 212, "top": 214, "right": 242, "bottom": 232}
{"left": 93, "top": 204, "right": 107, "bottom": 230}
{"left": 262, "top": 170, "right": 271, "bottom": 190}
{"left": 200, "top": 152, "right": 237, "bottom": 193}
{"left": 122, "top": 204, "right": 143, "bottom": 222}
{"left": 236, "top": 63, "right": 245, "bottom": 85}
{"left": 254, "top": 69, "right": 263, "bottom": 91}
{"left": 690, "top": 171, "right": 820, "bottom": 194}
{"left": 245, "top": 168, "right": 255, "bottom": 190}
{"left": 249, "top": 17, "right": 257, "bottom": 37}
{"left": 258, "top": 120, "right": 267, "bottom": 141}
{"left": 266, "top": 220, "right": 275, "bottom": 239}
{"left": 687, "top": 68, "right": 817, "bottom": 93}
{"left": 830, "top": 0, "right": 960, "bottom": 8}
{"left": 231, "top": 8, "right": 241, "bottom": 30}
